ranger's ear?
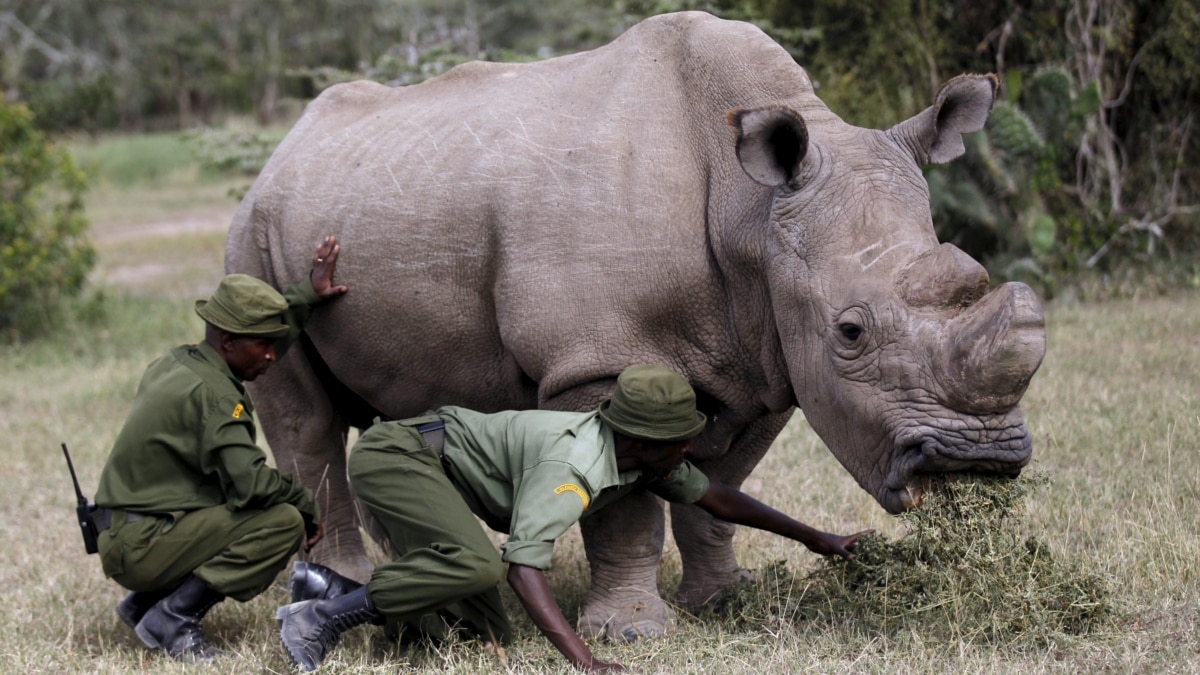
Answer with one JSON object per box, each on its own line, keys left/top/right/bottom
{"left": 887, "top": 73, "right": 998, "bottom": 165}
{"left": 726, "top": 106, "right": 809, "bottom": 187}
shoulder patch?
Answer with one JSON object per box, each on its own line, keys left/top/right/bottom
{"left": 231, "top": 403, "right": 244, "bottom": 419}
{"left": 554, "top": 483, "right": 589, "bottom": 511}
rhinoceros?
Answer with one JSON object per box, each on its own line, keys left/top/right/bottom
{"left": 225, "top": 11, "right": 1045, "bottom": 641}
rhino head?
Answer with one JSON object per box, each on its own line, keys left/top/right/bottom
{"left": 728, "top": 74, "right": 1045, "bottom": 513}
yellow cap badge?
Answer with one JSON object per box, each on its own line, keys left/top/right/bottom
{"left": 231, "top": 403, "right": 244, "bottom": 419}
{"left": 554, "top": 483, "right": 589, "bottom": 511}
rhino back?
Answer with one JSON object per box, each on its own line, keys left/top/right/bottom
{"left": 226, "top": 11, "right": 821, "bottom": 414}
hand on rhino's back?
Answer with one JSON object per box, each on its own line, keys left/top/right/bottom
{"left": 227, "top": 10, "right": 1044, "bottom": 520}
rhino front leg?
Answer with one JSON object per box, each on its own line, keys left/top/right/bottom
{"left": 576, "top": 489, "right": 673, "bottom": 642}
{"left": 251, "top": 344, "right": 373, "bottom": 584}
{"left": 672, "top": 411, "right": 792, "bottom": 607}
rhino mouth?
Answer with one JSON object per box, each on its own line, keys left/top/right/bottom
{"left": 881, "top": 425, "right": 1032, "bottom": 514}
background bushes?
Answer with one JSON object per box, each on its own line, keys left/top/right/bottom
{"left": 0, "top": 101, "right": 94, "bottom": 338}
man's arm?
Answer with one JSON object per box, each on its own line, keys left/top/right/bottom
{"left": 693, "top": 482, "right": 871, "bottom": 559}
{"left": 506, "top": 564, "right": 625, "bottom": 673}
{"left": 275, "top": 235, "right": 349, "bottom": 358}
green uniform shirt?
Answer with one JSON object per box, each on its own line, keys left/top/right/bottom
{"left": 95, "top": 280, "right": 320, "bottom": 525}
{"left": 436, "top": 406, "right": 710, "bottom": 570}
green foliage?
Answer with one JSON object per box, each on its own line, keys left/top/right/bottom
{"left": 989, "top": 101, "right": 1045, "bottom": 158}
{"left": 710, "top": 473, "right": 1115, "bottom": 647}
{"left": 184, "top": 128, "right": 280, "bottom": 176}
{"left": 0, "top": 102, "right": 95, "bottom": 338}
{"left": 22, "top": 75, "right": 119, "bottom": 135}
{"left": 360, "top": 46, "right": 476, "bottom": 87}
{"left": 184, "top": 126, "right": 288, "bottom": 200}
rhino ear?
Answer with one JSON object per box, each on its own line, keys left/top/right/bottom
{"left": 726, "top": 106, "right": 809, "bottom": 187}
{"left": 887, "top": 73, "right": 998, "bottom": 165}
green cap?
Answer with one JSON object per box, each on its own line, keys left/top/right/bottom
{"left": 598, "top": 364, "right": 707, "bottom": 441}
{"left": 194, "top": 274, "right": 290, "bottom": 338}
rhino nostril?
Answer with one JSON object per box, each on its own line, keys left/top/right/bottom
{"left": 904, "top": 443, "right": 933, "bottom": 468}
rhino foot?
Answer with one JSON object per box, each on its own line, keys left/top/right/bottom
{"left": 674, "top": 567, "right": 755, "bottom": 609}
{"left": 577, "top": 592, "right": 677, "bottom": 643}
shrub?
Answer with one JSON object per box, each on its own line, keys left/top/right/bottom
{"left": 0, "top": 102, "right": 95, "bottom": 339}
{"left": 183, "top": 126, "right": 288, "bottom": 201}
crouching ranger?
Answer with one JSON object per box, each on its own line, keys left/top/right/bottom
{"left": 94, "top": 237, "right": 348, "bottom": 662}
{"left": 279, "top": 364, "right": 871, "bottom": 672}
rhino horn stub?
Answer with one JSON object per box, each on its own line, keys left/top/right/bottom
{"left": 897, "top": 243, "right": 990, "bottom": 311}
{"left": 937, "top": 282, "right": 1046, "bottom": 414}
{"left": 726, "top": 106, "right": 809, "bottom": 187}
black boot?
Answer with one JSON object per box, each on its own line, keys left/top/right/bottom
{"left": 288, "top": 561, "right": 363, "bottom": 603}
{"left": 116, "top": 588, "right": 172, "bottom": 630}
{"left": 134, "top": 575, "right": 226, "bottom": 662}
{"left": 277, "top": 586, "right": 382, "bottom": 672}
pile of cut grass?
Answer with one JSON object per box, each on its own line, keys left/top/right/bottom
{"left": 710, "top": 472, "right": 1115, "bottom": 647}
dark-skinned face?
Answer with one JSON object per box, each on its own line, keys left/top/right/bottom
{"left": 221, "top": 334, "right": 278, "bottom": 381}
{"left": 633, "top": 438, "right": 693, "bottom": 477}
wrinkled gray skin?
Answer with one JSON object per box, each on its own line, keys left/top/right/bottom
{"left": 225, "top": 12, "right": 1045, "bottom": 642}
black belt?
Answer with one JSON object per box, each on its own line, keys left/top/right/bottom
{"left": 417, "top": 418, "right": 448, "bottom": 467}
{"left": 91, "top": 508, "right": 153, "bottom": 532}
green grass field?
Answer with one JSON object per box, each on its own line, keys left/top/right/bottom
{"left": 1, "top": 133, "right": 1196, "bottom": 672}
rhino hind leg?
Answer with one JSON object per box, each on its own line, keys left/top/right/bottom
{"left": 250, "top": 339, "right": 373, "bottom": 584}
{"left": 577, "top": 490, "right": 675, "bottom": 642}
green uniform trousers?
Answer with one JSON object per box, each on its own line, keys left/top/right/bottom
{"left": 98, "top": 503, "right": 305, "bottom": 602}
{"left": 348, "top": 422, "right": 512, "bottom": 643}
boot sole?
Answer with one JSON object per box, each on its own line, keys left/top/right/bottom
{"left": 133, "top": 621, "right": 165, "bottom": 651}
{"left": 277, "top": 602, "right": 320, "bottom": 672}
{"left": 135, "top": 621, "right": 224, "bottom": 662}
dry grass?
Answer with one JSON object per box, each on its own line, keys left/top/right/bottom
{"left": 709, "top": 472, "right": 1114, "bottom": 649}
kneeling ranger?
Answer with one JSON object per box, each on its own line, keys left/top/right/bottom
{"left": 278, "top": 364, "right": 870, "bottom": 672}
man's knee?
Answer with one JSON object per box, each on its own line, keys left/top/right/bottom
{"left": 462, "top": 549, "right": 505, "bottom": 596}
{"left": 260, "top": 503, "right": 306, "bottom": 547}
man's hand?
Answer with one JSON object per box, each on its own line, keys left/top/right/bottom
{"left": 507, "top": 564, "right": 626, "bottom": 672}
{"left": 310, "top": 235, "right": 349, "bottom": 300}
{"left": 303, "top": 521, "right": 324, "bottom": 553}
{"left": 804, "top": 528, "right": 873, "bottom": 560}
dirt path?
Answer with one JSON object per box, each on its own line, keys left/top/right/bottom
{"left": 90, "top": 206, "right": 236, "bottom": 298}
{"left": 90, "top": 206, "right": 235, "bottom": 243}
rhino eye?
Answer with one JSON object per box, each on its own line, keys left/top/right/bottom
{"left": 839, "top": 323, "right": 863, "bottom": 342}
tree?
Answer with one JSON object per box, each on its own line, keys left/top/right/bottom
{"left": 1069, "top": 0, "right": 1200, "bottom": 268}
{"left": 0, "top": 101, "right": 94, "bottom": 338}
